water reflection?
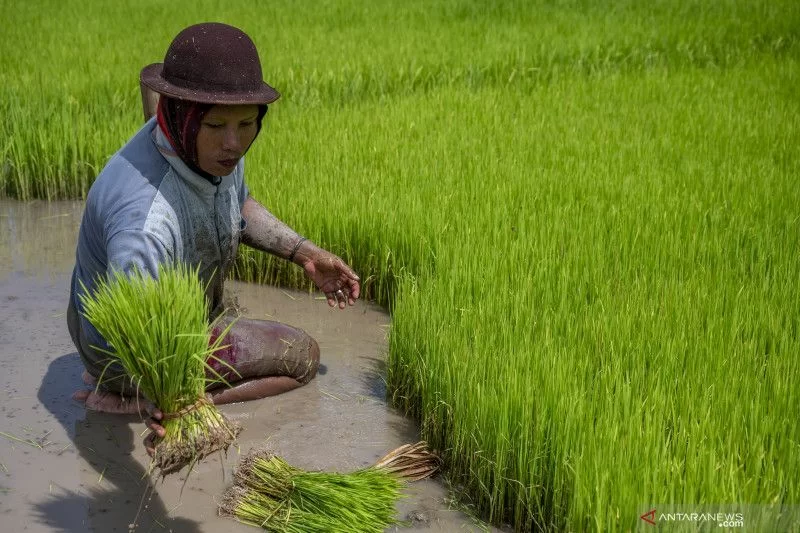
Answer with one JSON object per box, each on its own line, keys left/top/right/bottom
{"left": 0, "top": 200, "right": 83, "bottom": 280}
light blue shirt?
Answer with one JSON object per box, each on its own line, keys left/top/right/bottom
{"left": 70, "top": 118, "right": 249, "bottom": 352}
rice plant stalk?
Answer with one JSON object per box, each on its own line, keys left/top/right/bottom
{"left": 80, "top": 263, "right": 242, "bottom": 476}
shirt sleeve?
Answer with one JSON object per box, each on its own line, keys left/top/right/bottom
{"left": 106, "top": 229, "right": 173, "bottom": 279}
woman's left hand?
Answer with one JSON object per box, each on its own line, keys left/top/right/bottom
{"left": 300, "top": 247, "right": 361, "bottom": 309}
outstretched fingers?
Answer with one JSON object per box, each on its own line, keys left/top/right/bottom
{"left": 309, "top": 252, "right": 361, "bottom": 309}
{"left": 327, "top": 278, "right": 360, "bottom": 308}
{"left": 345, "top": 274, "right": 361, "bottom": 303}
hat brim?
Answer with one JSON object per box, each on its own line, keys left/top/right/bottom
{"left": 140, "top": 63, "right": 281, "bottom": 105}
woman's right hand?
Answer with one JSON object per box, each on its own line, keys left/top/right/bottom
{"left": 143, "top": 407, "right": 165, "bottom": 457}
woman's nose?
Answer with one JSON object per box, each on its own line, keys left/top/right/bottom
{"left": 222, "top": 127, "right": 242, "bottom": 153}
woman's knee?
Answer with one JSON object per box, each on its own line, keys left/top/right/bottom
{"left": 295, "top": 334, "right": 320, "bottom": 385}
{"left": 217, "top": 317, "right": 320, "bottom": 384}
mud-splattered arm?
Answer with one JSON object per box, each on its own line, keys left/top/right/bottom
{"left": 240, "top": 196, "right": 304, "bottom": 261}
{"left": 240, "top": 196, "right": 361, "bottom": 309}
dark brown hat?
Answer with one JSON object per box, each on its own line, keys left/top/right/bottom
{"left": 140, "top": 22, "right": 280, "bottom": 105}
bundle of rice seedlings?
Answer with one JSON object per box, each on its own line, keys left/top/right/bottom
{"left": 80, "top": 263, "right": 241, "bottom": 476}
{"left": 219, "top": 441, "right": 441, "bottom": 532}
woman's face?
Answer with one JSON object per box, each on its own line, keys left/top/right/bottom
{"left": 196, "top": 104, "right": 260, "bottom": 176}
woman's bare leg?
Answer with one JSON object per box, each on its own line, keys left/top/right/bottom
{"left": 209, "top": 376, "right": 303, "bottom": 404}
{"left": 73, "top": 315, "right": 320, "bottom": 412}
{"left": 206, "top": 316, "right": 320, "bottom": 403}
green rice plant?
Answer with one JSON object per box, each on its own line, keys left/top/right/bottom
{"left": 219, "top": 442, "right": 440, "bottom": 531}
{"left": 79, "top": 263, "right": 241, "bottom": 475}
{"left": 2, "top": 0, "right": 797, "bottom": 200}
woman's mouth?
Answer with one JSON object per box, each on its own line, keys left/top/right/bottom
{"left": 218, "top": 158, "right": 238, "bottom": 169}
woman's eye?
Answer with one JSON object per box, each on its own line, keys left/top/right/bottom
{"left": 203, "top": 123, "right": 223, "bottom": 129}
{"left": 241, "top": 121, "right": 255, "bottom": 127}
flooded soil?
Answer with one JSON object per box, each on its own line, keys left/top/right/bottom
{"left": 0, "top": 200, "right": 494, "bottom": 532}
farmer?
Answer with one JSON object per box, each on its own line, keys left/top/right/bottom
{"left": 69, "top": 23, "right": 360, "bottom": 429}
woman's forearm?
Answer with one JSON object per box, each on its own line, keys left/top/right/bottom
{"left": 240, "top": 196, "right": 307, "bottom": 262}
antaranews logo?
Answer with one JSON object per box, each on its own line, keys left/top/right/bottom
{"left": 639, "top": 506, "right": 746, "bottom": 529}
{"left": 640, "top": 509, "right": 657, "bottom": 526}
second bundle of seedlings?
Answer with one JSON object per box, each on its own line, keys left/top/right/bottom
{"left": 219, "top": 441, "right": 441, "bottom": 532}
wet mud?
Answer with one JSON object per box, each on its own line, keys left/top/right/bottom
{"left": 0, "top": 200, "right": 494, "bottom": 532}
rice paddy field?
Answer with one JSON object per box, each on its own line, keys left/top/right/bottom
{"left": 2, "top": 0, "right": 799, "bottom": 530}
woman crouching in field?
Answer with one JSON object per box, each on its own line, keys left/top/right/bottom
{"left": 69, "top": 22, "right": 360, "bottom": 445}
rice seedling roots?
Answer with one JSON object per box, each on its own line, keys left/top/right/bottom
{"left": 153, "top": 406, "right": 242, "bottom": 476}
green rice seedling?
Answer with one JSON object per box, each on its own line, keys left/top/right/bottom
{"left": 79, "top": 263, "right": 241, "bottom": 476}
{"left": 219, "top": 442, "right": 440, "bottom": 531}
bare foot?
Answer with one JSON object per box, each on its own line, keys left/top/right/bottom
{"left": 73, "top": 371, "right": 147, "bottom": 414}
{"left": 72, "top": 388, "right": 148, "bottom": 414}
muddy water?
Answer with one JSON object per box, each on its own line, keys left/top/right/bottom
{"left": 0, "top": 200, "right": 493, "bottom": 532}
